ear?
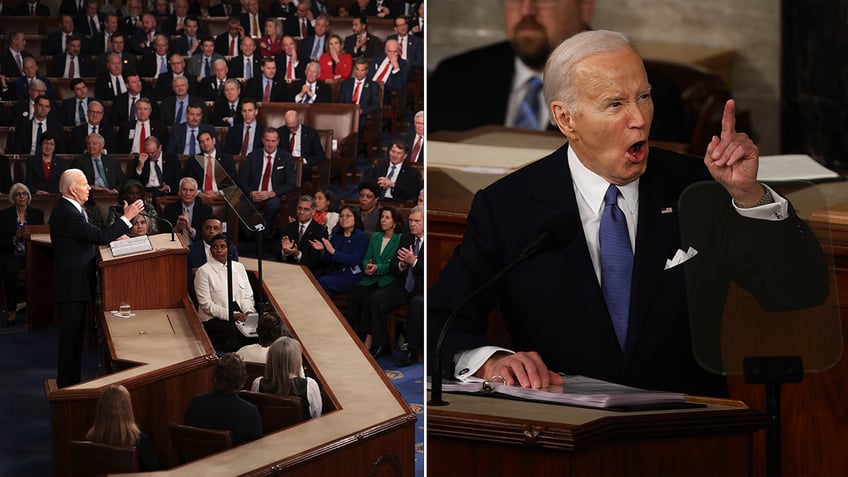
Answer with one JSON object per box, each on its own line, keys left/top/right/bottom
{"left": 551, "top": 101, "right": 578, "bottom": 141}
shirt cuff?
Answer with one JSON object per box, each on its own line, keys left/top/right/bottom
{"left": 733, "top": 184, "right": 788, "bottom": 221}
{"left": 454, "top": 346, "right": 514, "bottom": 383}
{"left": 119, "top": 216, "right": 132, "bottom": 227}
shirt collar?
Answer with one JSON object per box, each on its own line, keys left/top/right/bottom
{"left": 567, "top": 144, "right": 639, "bottom": 218}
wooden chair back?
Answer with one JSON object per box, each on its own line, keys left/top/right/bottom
{"left": 68, "top": 440, "right": 139, "bottom": 477}
{"left": 238, "top": 390, "right": 304, "bottom": 435}
{"left": 167, "top": 421, "right": 233, "bottom": 465}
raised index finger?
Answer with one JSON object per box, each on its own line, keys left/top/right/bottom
{"left": 720, "top": 99, "right": 737, "bottom": 138}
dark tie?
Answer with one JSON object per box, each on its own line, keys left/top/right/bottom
{"left": 381, "top": 164, "right": 396, "bottom": 198}
{"left": 35, "top": 122, "right": 43, "bottom": 154}
{"left": 89, "top": 16, "right": 98, "bottom": 35}
{"left": 77, "top": 100, "right": 86, "bottom": 125}
{"left": 599, "top": 185, "right": 633, "bottom": 350}
{"left": 153, "top": 160, "right": 163, "bottom": 183}
{"left": 188, "top": 129, "right": 196, "bottom": 155}
{"left": 298, "top": 223, "right": 305, "bottom": 242}
{"left": 91, "top": 125, "right": 96, "bottom": 134}
{"left": 204, "top": 58, "right": 210, "bottom": 77}
{"left": 404, "top": 237, "right": 420, "bottom": 292}
{"left": 513, "top": 76, "right": 543, "bottom": 130}
{"left": 174, "top": 100, "right": 184, "bottom": 125}
{"left": 113, "top": 77, "right": 119, "bottom": 96}
{"left": 130, "top": 96, "right": 137, "bottom": 121}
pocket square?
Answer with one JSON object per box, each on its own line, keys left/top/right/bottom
{"left": 664, "top": 246, "right": 698, "bottom": 270}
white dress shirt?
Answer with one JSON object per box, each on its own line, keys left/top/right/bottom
{"left": 194, "top": 259, "right": 255, "bottom": 322}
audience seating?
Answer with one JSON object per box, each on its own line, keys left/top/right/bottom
{"left": 67, "top": 440, "right": 140, "bottom": 477}
{"left": 167, "top": 421, "right": 233, "bottom": 465}
{"left": 387, "top": 304, "right": 408, "bottom": 352}
{"left": 305, "top": 103, "right": 358, "bottom": 187}
{"left": 238, "top": 390, "right": 304, "bottom": 434}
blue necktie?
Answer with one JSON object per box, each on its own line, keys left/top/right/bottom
{"left": 512, "top": 76, "right": 543, "bottom": 130}
{"left": 174, "top": 100, "right": 184, "bottom": 125}
{"left": 381, "top": 164, "right": 396, "bottom": 198}
{"left": 188, "top": 129, "right": 196, "bottom": 155}
{"left": 599, "top": 185, "right": 633, "bottom": 350}
{"left": 130, "top": 96, "right": 136, "bottom": 121}
{"left": 78, "top": 100, "right": 86, "bottom": 125}
{"left": 245, "top": 58, "right": 252, "bottom": 79}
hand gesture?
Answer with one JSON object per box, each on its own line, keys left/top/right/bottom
{"left": 704, "top": 99, "right": 763, "bottom": 206}
{"left": 321, "top": 237, "right": 334, "bottom": 255}
{"left": 175, "top": 214, "right": 189, "bottom": 232}
{"left": 122, "top": 199, "right": 144, "bottom": 221}
{"left": 309, "top": 238, "right": 324, "bottom": 251}
{"left": 397, "top": 245, "right": 416, "bottom": 265}
{"left": 477, "top": 351, "right": 564, "bottom": 390}
{"left": 364, "top": 262, "right": 377, "bottom": 275}
{"left": 137, "top": 152, "right": 149, "bottom": 166}
{"left": 300, "top": 83, "right": 311, "bottom": 96}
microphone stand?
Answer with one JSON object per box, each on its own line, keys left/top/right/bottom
{"left": 217, "top": 186, "right": 267, "bottom": 314}
{"left": 139, "top": 212, "right": 175, "bottom": 242}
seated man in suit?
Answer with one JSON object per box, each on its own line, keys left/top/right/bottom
{"left": 76, "top": 133, "right": 124, "bottom": 194}
{"left": 70, "top": 100, "right": 116, "bottom": 155}
{"left": 161, "top": 0, "right": 190, "bottom": 35}
{"left": 190, "top": 129, "right": 239, "bottom": 201}
{"left": 137, "top": 34, "right": 173, "bottom": 80}
{"left": 214, "top": 17, "right": 244, "bottom": 59}
{"left": 273, "top": 194, "right": 328, "bottom": 272}
{"left": 299, "top": 14, "right": 329, "bottom": 61}
{"left": 163, "top": 177, "right": 213, "bottom": 242}
{"left": 161, "top": 76, "right": 209, "bottom": 127}
{"left": 187, "top": 38, "right": 225, "bottom": 80}
{"left": 199, "top": 59, "right": 231, "bottom": 101}
{"left": 243, "top": 57, "right": 285, "bottom": 103}
{"left": 61, "top": 79, "right": 94, "bottom": 128}
{"left": 401, "top": 110, "right": 424, "bottom": 164}
{"left": 89, "top": 13, "right": 120, "bottom": 56}
{"left": 239, "top": 127, "right": 297, "bottom": 233}
{"left": 95, "top": 53, "right": 131, "bottom": 102}
{"left": 184, "top": 353, "right": 262, "bottom": 442}
{"left": 388, "top": 14, "right": 423, "bottom": 69}
{"left": 239, "top": 0, "right": 268, "bottom": 39}
{"left": 15, "top": 95, "right": 66, "bottom": 155}
{"left": 74, "top": 0, "right": 104, "bottom": 37}
{"left": 110, "top": 73, "right": 158, "bottom": 125}
{"left": 1, "top": 31, "right": 32, "bottom": 79}
{"left": 12, "top": 79, "right": 60, "bottom": 125}
{"left": 429, "top": 30, "right": 829, "bottom": 397}
{"left": 54, "top": 36, "right": 95, "bottom": 79}
{"left": 13, "top": 57, "right": 56, "bottom": 101}
{"left": 276, "top": 35, "right": 307, "bottom": 84}
{"left": 15, "top": 0, "right": 49, "bottom": 16}
{"left": 285, "top": 61, "right": 331, "bottom": 104}
{"left": 130, "top": 13, "right": 161, "bottom": 56}
{"left": 133, "top": 136, "right": 181, "bottom": 197}
{"left": 369, "top": 205, "right": 423, "bottom": 366}
{"left": 224, "top": 99, "right": 263, "bottom": 156}
{"left": 167, "top": 104, "right": 216, "bottom": 155}
{"left": 343, "top": 16, "right": 383, "bottom": 60}
{"left": 369, "top": 39, "right": 410, "bottom": 102}
{"left": 212, "top": 79, "right": 244, "bottom": 127}
{"left": 117, "top": 98, "right": 169, "bottom": 154}
{"left": 95, "top": 33, "right": 138, "bottom": 76}
{"left": 337, "top": 57, "right": 380, "bottom": 141}
{"left": 228, "top": 36, "right": 261, "bottom": 81}
{"left": 46, "top": 15, "right": 87, "bottom": 56}
{"left": 366, "top": 139, "right": 420, "bottom": 203}
{"left": 279, "top": 109, "right": 325, "bottom": 184}
{"left": 155, "top": 54, "right": 199, "bottom": 100}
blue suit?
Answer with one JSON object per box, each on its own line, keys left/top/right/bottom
{"left": 239, "top": 148, "right": 297, "bottom": 227}
{"left": 166, "top": 123, "right": 217, "bottom": 155}
{"left": 316, "top": 229, "right": 369, "bottom": 296}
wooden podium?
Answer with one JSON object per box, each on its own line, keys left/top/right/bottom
{"left": 428, "top": 393, "right": 764, "bottom": 476}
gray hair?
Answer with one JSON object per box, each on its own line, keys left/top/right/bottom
{"left": 29, "top": 78, "right": 46, "bottom": 91}
{"left": 543, "top": 30, "right": 637, "bottom": 114}
{"left": 298, "top": 195, "right": 315, "bottom": 209}
{"left": 8, "top": 183, "right": 31, "bottom": 205}
{"left": 224, "top": 78, "right": 241, "bottom": 90}
{"left": 306, "top": 61, "right": 320, "bottom": 76}
{"left": 179, "top": 176, "right": 198, "bottom": 189}
{"left": 86, "top": 133, "right": 105, "bottom": 147}
{"left": 59, "top": 169, "right": 86, "bottom": 195}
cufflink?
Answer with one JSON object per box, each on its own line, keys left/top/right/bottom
{"left": 458, "top": 368, "right": 469, "bottom": 376}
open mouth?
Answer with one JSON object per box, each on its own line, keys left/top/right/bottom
{"left": 627, "top": 141, "right": 648, "bottom": 162}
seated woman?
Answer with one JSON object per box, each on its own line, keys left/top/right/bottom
{"left": 317, "top": 34, "right": 352, "bottom": 81}
{"left": 107, "top": 180, "right": 160, "bottom": 234}
{"left": 85, "top": 384, "right": 160, "bottom": 471}
{"left": 26, "top": 132, "right": 67, "bottom": 195}
{"left": 311, "top": 204, "right": 368, "bottom": 296}
{"left": 251, "top": 336, "right": 322, "bottom": 420}
{"left": 237, "top": 312, "right": 288, "bottom": 363}
{"left": 312, "top": 186, "right": 339, "bottom": 234}
{"left": 185, "top": 353, "right": 263, "bottom": 445}
{"left": 345, "top": 206, "right": 403, "bottom": 353}
{"left": 195, "top": 234, "right": 256, "bottom": 351}
{"left": 259, "top": 18, "right": 284, "bottom": 58}
{"left": 0, "top": 183, "right": 44, "bottom": 326}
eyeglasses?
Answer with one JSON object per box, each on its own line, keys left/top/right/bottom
{"left": 13, "top": 191, "right": 29, "bottom": 197}
{"left": 296, "top": 206, "right": 313, "bottom": 212}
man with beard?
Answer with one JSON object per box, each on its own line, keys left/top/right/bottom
{"left": 429, "top": 0, "right": 684, "bottom": 141}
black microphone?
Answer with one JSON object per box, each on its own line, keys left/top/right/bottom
{"left": 429, "top": 210, "right": 580, "bottom": 406}
{"left": 116, "top": 204, "right": 177, "bottom": 242}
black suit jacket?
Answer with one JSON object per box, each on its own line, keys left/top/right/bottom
{"left": 52, "top": 53, "right": 95, "bottom": 78}
{"left": 214, "top": 33, "right": 242, "bottom": 58}
{"left": 242, "top": 76, "right": 285, "bottom": 102}
{"left": 95, "top": 51, "right": 138, "bottom": 76}
{"left": 74, "top": 11, "right": 105, "bottom": 36}
{"left": 14, "top": 118, "right": 66, "bottom": 154}
{"left": 154, "top": 72, "right": 199, "bottom": 100}
{"left": 368, "top": 53, "right": 409, "bottom": 93}
{"left": 0, "top": 49, "right": 31, "bottom": 77}
{"left": 61, "top": 97, "right": 95, "bottom": 126}
{"left": 26, "top": 154, "right": 67, "bottom": 193}
{"left": 0, "top": 206, "right": 44, "bottom": 255}
{"left": 166, "top": 123, "right": 217, "bottom": 154}
{"left": 400, "top": 131, "right": 423, "bottom": 164}
{"left": 227, "top": 55, "right": 261, "bottom": 80}
{"left": 239, "top": 148, "right": 296, "bottom": 198}
{"left": 429, "top": 41, "right": 686, "bottom": 141}
{"left": 283, "top": 15, "right": 313, "bottom": 38}
{"left": 184, "top": 391, "right": 261, "bottom": 445}
{"left": 95, "top": 72, "right": 127, "bottom": 101}
{"left": 391, "top": 232, "right": 423, "bottom": 296}
{"left": 185, "top": 152, "right": 239, "bottom": 192}
{"left": 46, "top": 31, "right": 89, "bottom": 56}
{"left": 239, "top": 12, "right": 268, "bottom": 38}
{"left": 224, "top": 121, "right": 263, "bottom": 155}
{"left": 49, "top": 197, "right": 130, "bottom": 302}
{"left": 387, "top": 33, "right": 423, "bottom": 69}
{"left": 199, "top": 76, "right": 229, "bottom": 101}
{"left": 14, "top": 2, "right": 50, "bottom": 16}
{"left": 274, "top": 219, "right": 328, "bottom": 270}
{"left": 138, "top": 52, "right": 170, "bottom": 78}
{"left": 110, "top": 90, "right": 159, "bottom": 125}
{"left": 211, "top": 97, "right": 243, "bottom": 127}
{"left": 274, "top": 55, "right": 307, "bottom": 82}
{"left": 76, "top": 154, "right": 125, "bottom": 190}
{"left": 367, "top": 160, "right": 420, "bottom": 202}
{"left": 88, "top": 30, "right": 114, "bottom": 56}
{"left": 132, "top": 152, "right": 182, "bottom": 193}
{"left": 279, "top": 124, "right": 324, "bottom": 167}
{"left": 13, "top": 75, "right": 56, "bottom": 101}
{"left": 70, "top": 122, "right": 117, "bottom": 155}
{"left": 429, "top": 145, "right": 828, "bottom": 397}
{"left": 283, "top": 80, "right": 331, "bottom": 103}
{"left": 163, "top": 198, "right": 213, "bottom": 241}
{"left": 116, "top": 119, "right": 169, "bottom": 153}
{"left": 343, "top": 33, "right": 382, "bottom": 60}
{"left": 159, "top": 95, "right": 209, "bottom": 126}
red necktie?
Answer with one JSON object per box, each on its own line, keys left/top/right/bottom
{"left": 374, "top": 61, "right": 389, "bottom": 83}
{"left": 229, "top": 36, "right": 235, "bottom": 56}
{"left": 400, "top": 37, "right": 405, "bottom": 58}
{"left": 286, "top": 57, "right": 293, "bottom": 80}
{"left": 352, "top": 81, "right": 361, "bottom": 104}
{"left": 410, "top": 135, "right": 422, "bottom": 163}
{"left": 68, "top": 56, "right": 75, "bottom": 78}
{"left": 263, "top": 81, "right": 271, "bottom": 102}
{"left": 204, "top": 155, "right": 214, "bottom": 190}
{"left": 300, "top": 19, "right": 306, "bottom": 38}
{"left": 139, "top": 122, "right": 146, "bottom": 149}
{"left": 260, "top": 154, "right": 272, "bottom": 191}
{"left": 289, "top": 130, "right": 295, "bottom": 152}
{"left": 240, "top": 124, "right": 251, "bottom": 156}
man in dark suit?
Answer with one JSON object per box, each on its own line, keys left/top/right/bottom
{"left": 13, "top": 57, "right": 56, "bottom": 101}
{"left": 343, "top": 16, "right": 383, "bottom": 59}
{"left": 137, "top": 34, "right": 172, "bottom": 79}
{"left": 283, "top": 0, "right": 314, "bottom": 38}
{"left": 189, "top": 130, "right": 239, "bottom": 200}
{"left": 187, "top": 217, "right": 239, "bottom": 275}
{"left": 0, "top": 31, "right": 32, "bottom": 78}
{"left": 117, "top": 98, "right": 169, "bottom": 153}
{"left": 14, "top": 0, "right": 49, "bottom": 16}
{"left": 428, "top": 2, "right": 684, "bottom": 141}
{"left": 273, "top": 195, "right": 328, "bottom": 272}
{"left": 209, "top": 0, "right": 236, "bottom": 17}
{"left": 368, "top": 39, "right": 410, "bottom": 99}
{"left": 155, "top": 54, "right": 199, "bottom": 100}
{"left": 214, "top": 18, "right": 243, "bottom": 58}
{"left": 110, "top": 73, "right": 157, "bottom": 125}
{"left": 73, "top": 0, "right": 104, "bottom": 36}
{"left": 228, "top": 37, "right": 261, "bottom": 80}
{"left": 50, "top": 168, "right": 142, "bottom": 387}
{"left": 58, "top": 0, "right": 84, "bottom": 16}
{"left": 130, "top": 13, "right": 161, "bottom": 56}
{"left": 337, "top": 57, "right": 380, "bottom": 137}
{"left": 167, "top": 104, "right": 217, "bottom": 155}
{"left": 176, "top": 19, "right": 210, "bottom": 58}
{"left": 243, "top": 57, "right": 286, "bottom": 102}
{"left": 387, "top": 15, "right": 423, "bottom": 69}
{"left": 61, "top": 79, "right": 92, "bottom": 126}
{"left": 70, "top": 100, "right": 116, "bottom": 154}
{"left": 15, "top": 95, "right": 66, "bottom": 155}
{"left": 132, "top": 135, "right": 181, "bottom": 197}
{"left": 366, "top": 139, "right": 420, "bottom": 203}
{"left": 223, "top": 99, "right": 263, "bottom": 155}
{"left": 88, "top": 13, "right": 120, "bottom": 56}
{"left": 400, "top": 110, "right": 423, "bottom": 164}
{"left": 160, "top": 0, "right": 190, "bottom": 35}
{"left": 94, "top": 53, "right": 131, "bottom": 101}
{"left": 299, "top": 15, "right": 329, "bottom": 61}
{"left": 428, "top": 30, "right": 828, "bottom": 398}
{"left": 239, "top": 0, "right": 267, "bottom": 39}
{"left": 120, "top": 0, "right": 144, "bottom": 35}
{"left": 284, "top": 62, "right": 331, "bottom": 104}
{"left": 53, "top": 36, "right": 95, "bottom": 79}
{"left": 239, "top": 127, "right": 297, "bottom": 230}
{"left": 212, "top": 79, "right": 244, "bottom": 127}
{"left": 12, "top": 79, "right": 60, "bottom": 124}
{"left": 369, "top": 206, "right": 423, "bottom": 365}
{"left": 159, "top": 76, "right": 208, "bottom": 126}
{"left": 46, "top": 15, "right": 87, "bottom": 56}
{"left": 276, "top": 36, "right": 307, "bottom": 83}
{"left": 75, "top": 133, "right": 124, "bottom": 193}
{"left": 95, "top": 33, "right": 138, "bottom": 76}
{"left": 163, "top": 177, "right": 213, "bottom": 242}
{"left": 198, "top": 59, "right": 230, "bottom": 101}
{"left": 279, "top": 109, "right": 325, "bottom": 183}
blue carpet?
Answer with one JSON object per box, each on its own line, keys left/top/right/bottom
{"left": 375, "top": 352, "right": 424, "bottom": 477}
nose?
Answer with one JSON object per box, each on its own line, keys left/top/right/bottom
{"left": 518, "top": 0, "right": 538, "bottom": 15}
{"left": 627, "top": 101, "right": 650, "bottom": 129}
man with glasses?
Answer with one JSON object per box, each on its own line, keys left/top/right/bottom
{"left": 13, "top": 78, "right": 59, "bottom": 124}
{"left": 155, "top": 53, "right": 198, "bottom": 100}
{"left": 273, "top": 195, "right": 328, "bottom": 273}
{"left": 70, "top": 100, "right": 116, "bottom": 154}
{"left": 13, "top": 57, "right": 55, "bottom": 101}
{"left": 387, "top": 15, "right": 422, "bottom": 69}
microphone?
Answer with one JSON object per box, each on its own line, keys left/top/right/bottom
{"left": 116, "top": 204, "right": 177, "bottom": 242}
{"left": 429, "top": 211, "right": 580, "bottom": 406}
